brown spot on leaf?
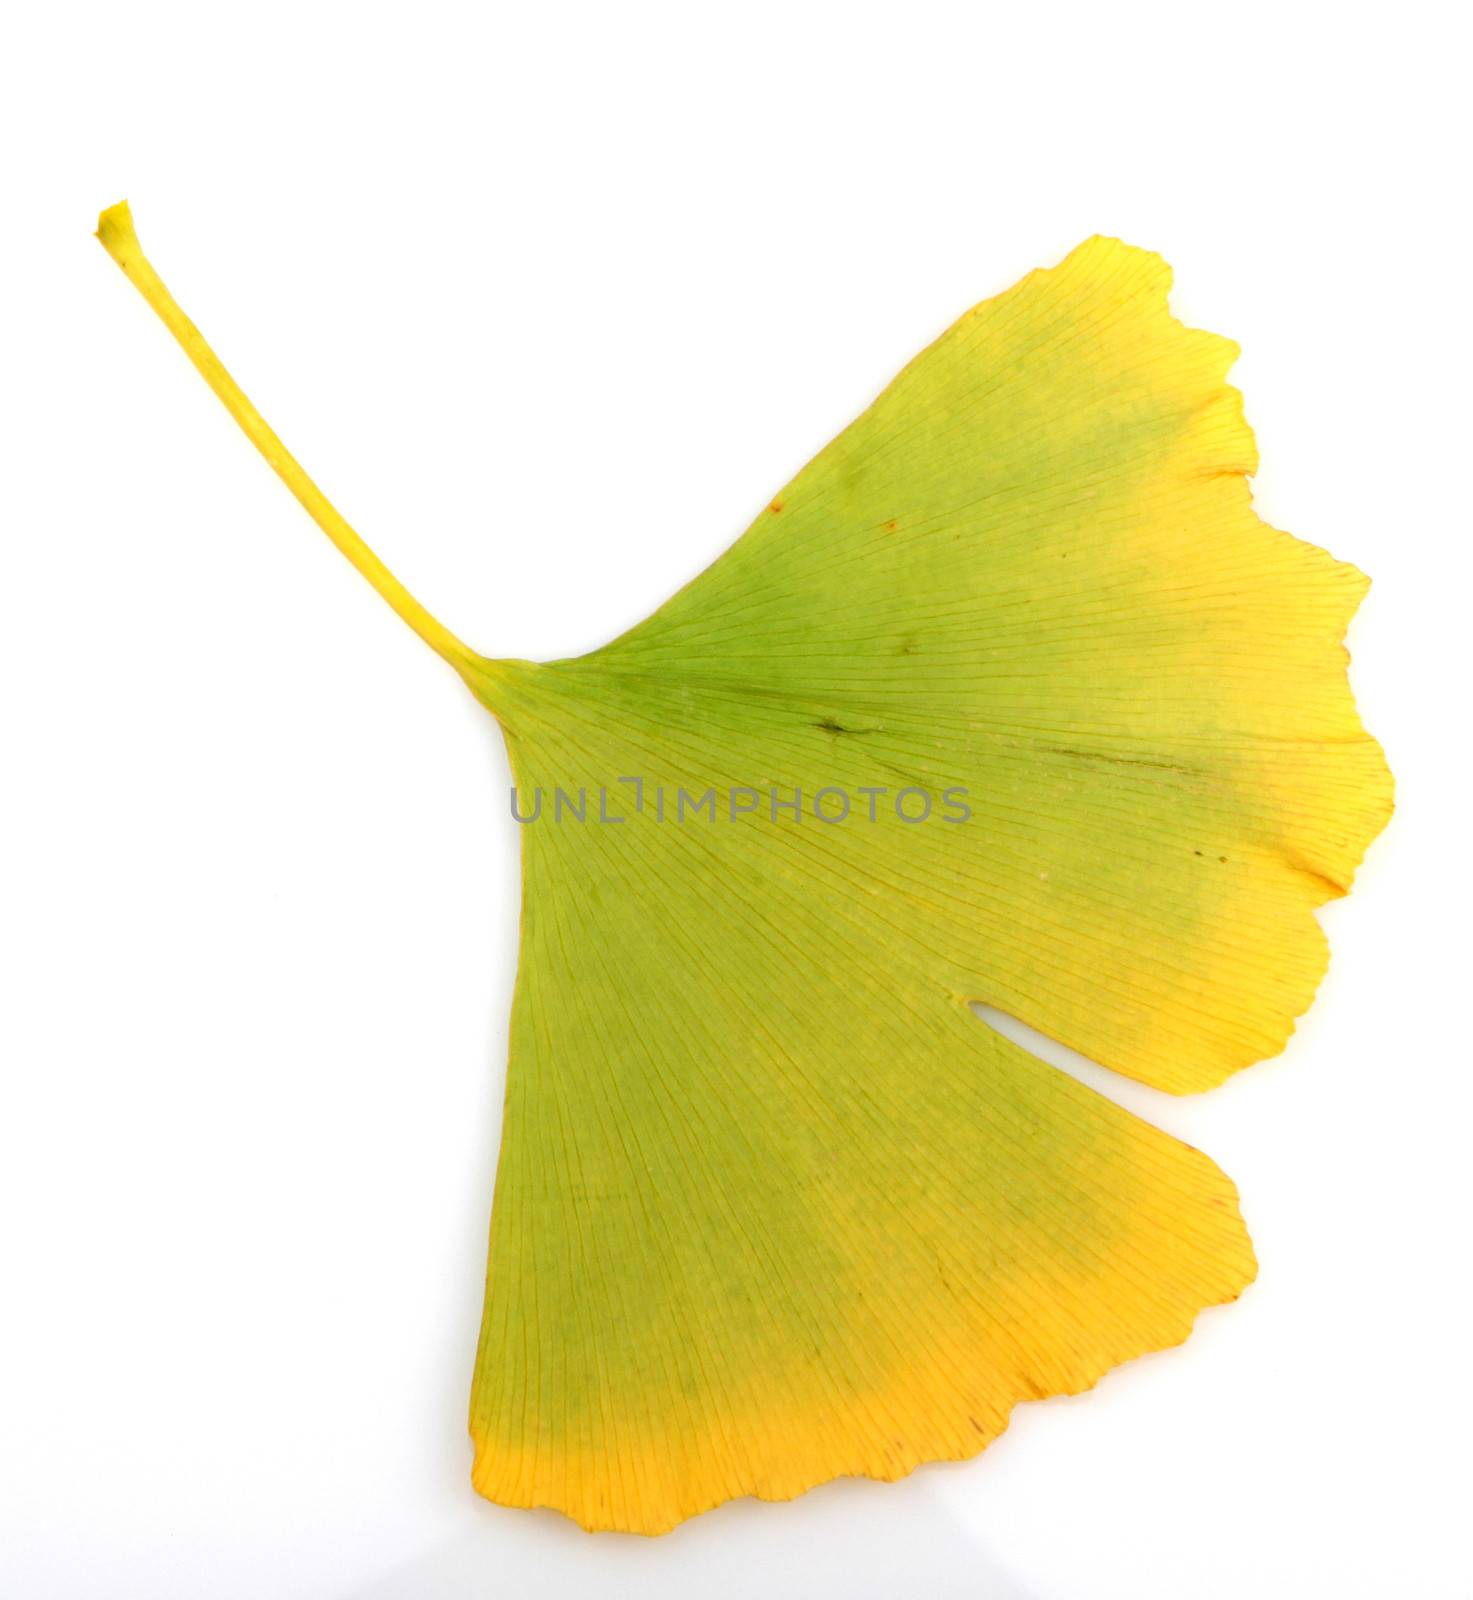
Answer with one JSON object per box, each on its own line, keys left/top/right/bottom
{"left": 768, "top": 499, "right": 784, "bottom": 514}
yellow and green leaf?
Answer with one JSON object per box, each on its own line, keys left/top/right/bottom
{"left": 99, "top": 206, "right": 1391, "bottom": 1535}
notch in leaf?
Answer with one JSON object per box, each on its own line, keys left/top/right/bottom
{"left": 98, "top": 202, "right": 1391, "bottom": 1535}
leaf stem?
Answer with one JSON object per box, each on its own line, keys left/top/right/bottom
{"left": 96, "top": 200, "right": 479, "bottom": 677}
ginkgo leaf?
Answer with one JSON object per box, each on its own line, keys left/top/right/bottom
{"left": 98, "top": 205, "right": 1391, "bottom": 1537}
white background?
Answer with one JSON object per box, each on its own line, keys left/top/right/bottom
{"left": 2, "top": 4, "right": 1468, "bottom": 1597}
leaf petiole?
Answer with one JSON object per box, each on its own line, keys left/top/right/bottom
{"left": 95, "top": 201, "right": 479, "bottom": 679}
